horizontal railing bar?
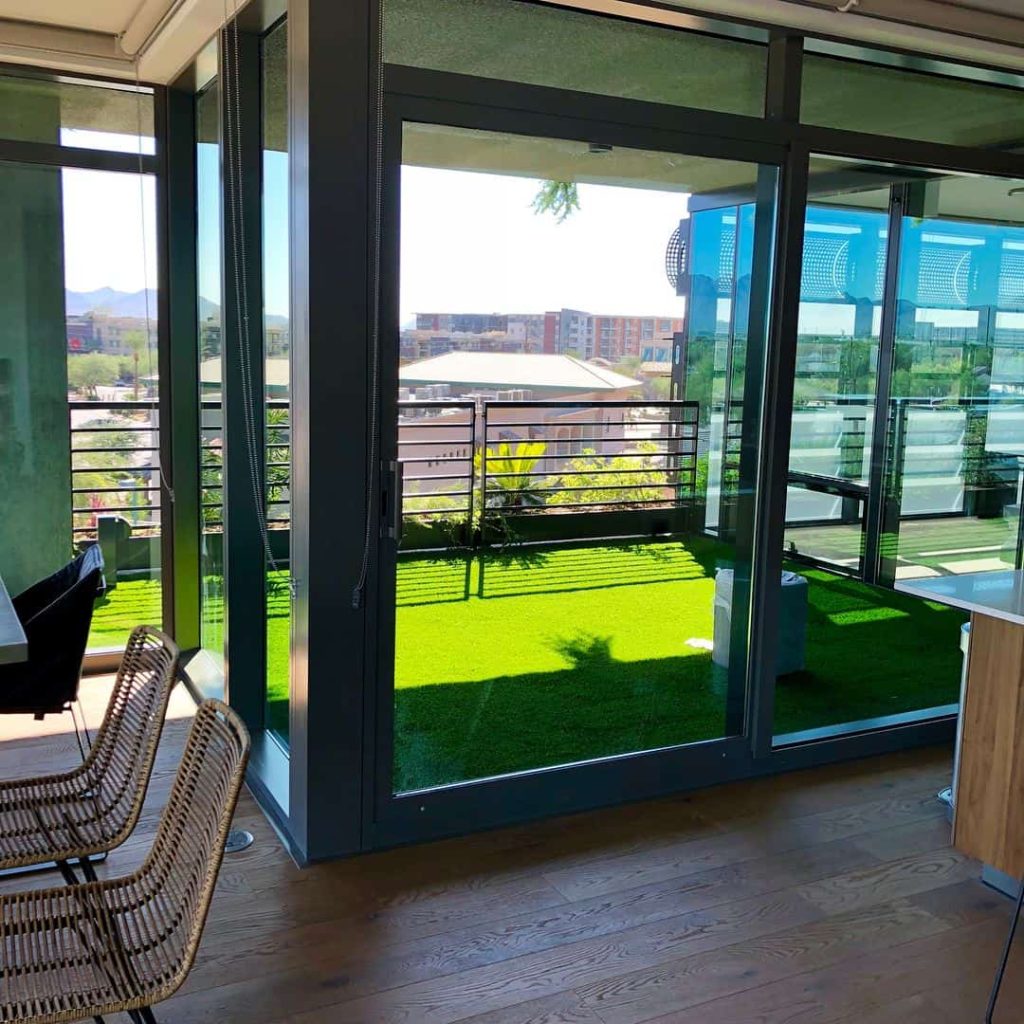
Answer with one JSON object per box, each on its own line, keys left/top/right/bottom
{"left": 398, "top": 455, "right": 472, "bottom": 465}
{"left": 498, "top": 497, "right": 686, "bottom": 512}
{"left": 399, "top": 439, "right": 475, "bottom": 448}
{"left": 73, "top": 506, "right": 160, "bottom": 515}
{"left": 404, "top": 473, "right": 473, "bottom": 482}
{"left": 483, "top": 400, "right": 698, "bottom": 410}
{"left": 399, "top": 420, "right": 475, "bottom": 430}
{"left": 483, "top": 435, "right": 696, "bottom": 447}
{"left": 72, "top": 446, "right": 160, "bottom": 456}
{"left": 72, "top": 465, "right": 161, "bottom": 474}
{"left": 484, "top": 419, "right": 698, "bottom": 430}
{"left": 487, "top": 464, "right": 695, "bottom": 479}
{"left": 398, "top": 400, "right": 476, "bottom": 409}
{"left": 491, "top": 482, "right": 683, "bottom": 495}
{"left": 72, "top": 485, "right": 159, "bottom": 495}
{"left": 70, "top": 425, "right": 157, "bottom": 434}
{"left": 404, "top": 508, "right": 471, "bottom": 517}
{"left": 404, "top": 489, "right": 471, "bottom": 499}
{"left": 69, "top": 401, "right": 158, "bottom": 411}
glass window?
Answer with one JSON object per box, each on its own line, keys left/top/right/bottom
{"left": 262, "top": 20, "right": 291, "bottom": 745}
{"left": 0, "top": 72, "right": 155, "bottom": 154}
{"left": 802, "top": 54, "right": 1024, "bottom": 149}
{"left": 392, "top": 122, "right": 776, "bottom": 793}
{"left": 889, "top": 172, "right": 1024, "bottom": 581}
{"left": 384, "top": 0, "right": 767, "bottom": 117}
{"left": 768, "top": 158, "right": 1024, "bottom": 742}
{"left": 0, "top": 159, "right": 161, "bottom": 652}
{"left": 197, "top": 78, "right": 225, "bottom": 689}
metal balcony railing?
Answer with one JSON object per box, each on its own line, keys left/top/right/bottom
{"left": 71, "top": 399, "right": 291, "bottom": 544}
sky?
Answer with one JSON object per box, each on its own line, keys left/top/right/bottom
{"left": 61, "top": 168, "right": 157, "bottom": 295}
{"left": 61, "top": 135, "right": 291, "bottom": 321}
{"left": 399, "top": 166, "right": 689, "bottom": 326}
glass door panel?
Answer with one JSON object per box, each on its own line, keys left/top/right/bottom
{"left": 386, "top": 121, "right": 777, "bottom": 794}
{"left": 889, "top": 180, "right": 1024, "bottom": 580}
{"left": 770, "top": 159, "right": 1024, "bottom": 742}
{"left": 784, "top": 173, "right": 889, "bottom": 575}
{"left": 196, "top": 77, "right": 225, "bottom": 693}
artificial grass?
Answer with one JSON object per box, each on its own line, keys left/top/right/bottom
{"left": 392, "top": 538, "right": 966, "bottom": 791}
{"left": 91, "top": 537, "right": 967, "bottom": 793}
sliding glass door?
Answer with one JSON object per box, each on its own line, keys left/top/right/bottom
{"left": 370, "top": 93, "right": 782, "bottom": 838}
{"left": 771, "top": 157, "right": 1024, "bottom": 742}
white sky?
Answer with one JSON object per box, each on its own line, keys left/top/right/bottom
{"left": 61, "top": 167, "right": 157, "bottom": 294}
{"left": 399, "top": 166, "right": 689, "bottom": 326}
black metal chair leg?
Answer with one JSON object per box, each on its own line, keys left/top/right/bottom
{"left": 136, "top": 1007, "right": 158, "bottom": 1024}
{"left": 56, "top": 859, "right": 80, "bottom": 886}
{"left": 987, "top": 877, "right": 1024, "bottom": 1022}
{"left": 78, "top": 855, "right": 99, "bottom": 883}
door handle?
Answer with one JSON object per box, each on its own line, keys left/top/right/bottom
{"left": 385, "top": 459, "right": 404, "bottom": 540}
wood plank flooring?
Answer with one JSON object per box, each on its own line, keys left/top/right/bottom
{"left": 0, "top": 676, "right": 1019, "bottom": 1023}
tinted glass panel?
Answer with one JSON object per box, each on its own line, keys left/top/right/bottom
{"left": 385, "top": 0, "right": 766, "bottom": 117}
{"left": 263, "top": 20, "right": 291, "bottom": 745}
{"left": 802, "top": 54, "right": 1024, "bottom": 149}
{"left": 197, "top": 79, "right": 225, "bottom": 690}
{"left": 0, "top": 73, "right": 156, "bottom": 154}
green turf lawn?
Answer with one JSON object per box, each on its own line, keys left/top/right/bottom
{"left": 91, "top": 537, "right": 966, "bottom": 793}
{"left": 393, "top": 537, "right": 966, "bottom": 790}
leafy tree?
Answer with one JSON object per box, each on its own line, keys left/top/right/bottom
{"left": 121, "top": 329, "right": 154, "bottom": 401}
{"left": 532, "top": 181, "right": 580, "bottom": 223}
{"left": 67, "top": 354, "right": 119, "bottom": 399}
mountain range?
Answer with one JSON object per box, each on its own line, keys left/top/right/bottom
{"left": 65, "top": 287, "right": 287, "bottom": 328}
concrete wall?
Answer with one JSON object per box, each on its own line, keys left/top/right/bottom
{"left": 0, "top": 93, "right": 72, "bottom": 595}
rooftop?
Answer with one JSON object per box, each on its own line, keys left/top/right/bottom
{"left": 399, "top": 351, "right": 642, "bottom": 392}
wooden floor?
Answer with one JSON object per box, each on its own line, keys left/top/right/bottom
{"left": 1, "top": 677, "right": 1021, "bottom": 1024}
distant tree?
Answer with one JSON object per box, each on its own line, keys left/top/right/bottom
{"left": 532, "top": 181, "right": 580, "bottom": 223}
{"left": 121, "top": 329, "right": 153, "bottom": 401}
{"left": 67, "top": 353, "right": 119, "bottom": 399}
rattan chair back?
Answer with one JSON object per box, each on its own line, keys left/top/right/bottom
{"left": 127, "top": 699, "right": 251, "bottom": 1001}
{"left": 0, "top": 700, "right": 250, "bottom": 1023}
{"left": 0, "top": 625, "right": 178, "bottom": 871}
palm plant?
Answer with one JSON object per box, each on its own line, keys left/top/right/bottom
{"left": 476, "top": 441, "right": 547, "bottom": 512}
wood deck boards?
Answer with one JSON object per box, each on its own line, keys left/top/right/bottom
{"left": 0, "top": 676, "right": 1014, "bottom": 1024}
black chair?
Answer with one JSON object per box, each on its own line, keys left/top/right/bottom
{"left": 0, "top": 546, "right": 105, "bottom": 724}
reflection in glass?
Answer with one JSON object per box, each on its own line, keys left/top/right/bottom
{"left": 393, "top": 123, "right": 776, "bottom": 793}
{"left": 770, "top": 161, "right": 1024, "bottom": 741}
{"left": 262, "top": 21, "right": 291, "bottom": 744}
{"left": 197, "top": 79, "right": 225, "bottom": 690}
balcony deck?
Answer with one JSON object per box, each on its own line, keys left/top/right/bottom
{"left": 0, "top": 683, "right": 1015, "bottom": 1022}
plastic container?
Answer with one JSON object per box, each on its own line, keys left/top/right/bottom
{"left": 712, "top": 568, "right": 808, "bottom": 676}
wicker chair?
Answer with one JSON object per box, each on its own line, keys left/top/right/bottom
{"left": 0, "top": 626, "right": 179, "bottom": 882}
{"left": 0, "top": 700, "right": 250, "bottom": 1024}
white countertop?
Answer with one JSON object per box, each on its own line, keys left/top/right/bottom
{"left": 896, "top": 570, "right": 1024, "bottom": 626}
{"left": 0, "top": 575, "right": 27, "bottom": 665}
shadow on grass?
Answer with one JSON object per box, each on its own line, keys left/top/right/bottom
{"left": 393, "top": 650, "right": 726, "bottom": 792}
{"left": 476, "top": 536, "right": 733, "bottom": 601}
